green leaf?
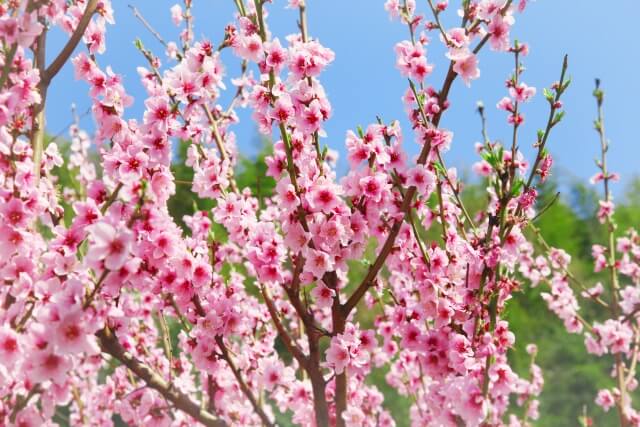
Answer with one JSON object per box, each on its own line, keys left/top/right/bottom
{"left": 552, "top": 111, "right": 565, "bottom": 126}
{"left": 511, "top": 179, "right": 524, "bottom": 197}
{"left": 481, "top": 151, "right": 497, "bottom": 168}
{"left": 432, "top": 161, "right": 446, "bottom": 176}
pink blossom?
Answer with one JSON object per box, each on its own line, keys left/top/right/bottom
{"left": 407, "top": 165, "right": 436, "bottom": 195}
{"left": 497, "top": 96, "right": 515, "bottom": 112}
{"left": 14, "top": 406, "right": 44, "bottom": 427}
{"left": 0, "top": 1, "right": 607, "bottom": 425}
{"left": 395, "top": 40, "right": 433, "bottom": 81}
{"left": 261, "top": 360, "right": 284, "bottom": 392}
{"left": 0, "top": 197, "right": 29, "bottom": 227}
{"left": 0, "top": 327, "right": 20, "bottom": 367}
{"left": 170, "top": 4, "right": 183, "bottom": 26}
{"left": 6, "top": 13, "right": 43, "bottom": 47}
{"left": 265, "top": 39, "right": 288, "bottom": 72}
{"left": 310, "top": 283, "right": 335, "bottom": 308}
{"left": 271, "top": 94, "right": 294, "bottom": 123}
{"left": 453, "top": 53, "right": 480, "bottom": 86}
{"left": 538, "top": 154, "right": 553, "bottom": 182}
{"left": 478, "top": 0, "right": 508, "bottom": 20}
{"left": 304, "top": 248, "right": 334, "bottom": 279}
{"left": 620, "top": 286, "right": 640, "bottom": 314}
{"left": 595, "top": 389, "right": 615, "bottom": 412}
{"left": 52, "top": 310, "right": 99, "bottom": 355}
{"left": 84, "top": 18, "right": 106, "bottom": 55}
{"left": 384, "top": 0, "right": 402, "bottom": 19}
{"left": 144, "top": 96, "right": 174, "bottom": 131}
{"left": 29, "top": 350, "right": 72, "bottom": 384}
{"left": 0, "top": 225, "right": 24, "bottom": 257}
{"left": 288, "top": 40, "right": 335, "bottom": 78}
{"left": 152, "top": 231, "right": 177, "bottom": 259}
{"left": 307, "top": 179, "right": 342, "bottom": 213}
{"left": 326, "top": 337, "right": 350, "bottom": 374}
{"left": 488, "top": 14, "right": 512, "bottom": 51}
{"left": 87, "top": 222, "right": 134, "bottom": 270}
{"left": 359, "top": 174, "right": 388, "bottom": 203}
{"left": 597, "top": 200, "right": 615, "bottom": 224}
{"left": 509, "top": 83, "right": 536, "bottom": 102}
{"left": 526, "top": 343, "right": 538, "bottom": 355}
{"left": 283, "top": 222, "right": 310, "bottom": 252}
{"left": 342, "top": 406, "right": 366, "bottom": 426}
{"left": 455, "top": 382, "right": 487, "bottom": 426}
{"left": 118, "top": 146, "right": 149, "bottom": 183}
{"left": 518, "top": 188, "right": 537, "bottom": 210}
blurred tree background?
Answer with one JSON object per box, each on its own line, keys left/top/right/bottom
{"left": 49, "top": 131, "right": 640, "bottom": 426}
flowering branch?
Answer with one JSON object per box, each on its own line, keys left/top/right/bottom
{"left": 44, "top": 0, "right": 99, "bottom": 84}
{"left": 343, "top": 0, "right": 506, "bottom": 316}
{"left": 594, "top": 79, "right": 629, "bottom": 427}
{"left": 96, "top": 327, "right": 227, "bottom": 427}
{"left": 215, "top": 336, "right": 276, "bottom": 427}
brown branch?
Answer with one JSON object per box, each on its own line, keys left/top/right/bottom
{"left": 183, "top": 0, "right": 194, "bottom": 51}
{"left": 426, "top": 0, "right": 451, "bottom": 46}
{"left": 282, "top": 257, "right": 330, "bottom": 425}
{"left": 31, "top": 24, "right": 47, "bottom": 181}
{"left": 96, "top": 327, "right": 227, "bottom": 427}
{"left": 9, "top": 385, "right": 41, "bottom": 423}
{"left": 215, "top": 336, "right": 275, "bottom": 427}
{"left": 261, "top": 284, "right": 308, "bottom": 367}
{"left": 44, "top": 0, "right": 98, "bottom": 84}
{"left": 82, "top": 269, "right": 109, "bottom": 309}
{"left": 329, "top": 271, "right": 348, "bottom": 427}
{"left": 344, "top": 0, "right": 517, "bottom": 325}
{"left": 202, "top": 104, "right": 238, "bottom": 193}
{"left": 342, "top": 27, "right": 464, "bottom": 319}
{"left": 192, "top": 296, "right": 275, "bottom": 427}
{"left": 71, "top": 385, "right": 87, "bottom": 425}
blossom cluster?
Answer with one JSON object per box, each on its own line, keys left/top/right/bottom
{"left": 0, "top": 0, "right": 594, "bottom": 426}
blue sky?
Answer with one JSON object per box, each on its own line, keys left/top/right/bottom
{"left": 45, "top": 1, "right": 640, "bottom": 197}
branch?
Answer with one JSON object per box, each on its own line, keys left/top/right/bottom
{"left": 341, "top": 0, "right": 516, "bottom": 316}
{"left": 192, "top": 296, "right": 275, "bottom": 427}
{"left": 96, "top": 327, "right": 227, "bottom": 427}
{"left": 202, "top": 104, "right": 238, "bottom": 193}
{"left": 531, "top": 191, "right": 560, "bottom": 222}
{"left": 128, "top": 4, "right": 170, "bottom": 49}
{"left": 215, "top": 336, "right": 275, "bottom": 427}
{"left": 529, "top": 223, "right": 609, "bottom": 308}
{"left": 260, "top": 284, "right": 308, "bottom": 367}
{"left": 44, "top": 0, "right": 98, "bottom": 85}
{"left": 594, "top": 79, "right": 629, "bottom": 427}
{"left": 9, "top": 386, "right": 41, "bottom": 422}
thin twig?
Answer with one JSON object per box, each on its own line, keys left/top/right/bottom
{"left": 97, "top": 327, "right": 227, "bottom": 427}
{"left": 128, "top": 4, "right": 170, "bottom": 49}
{"left": 44, "top": 0, "right": 99, "bottom": 84}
